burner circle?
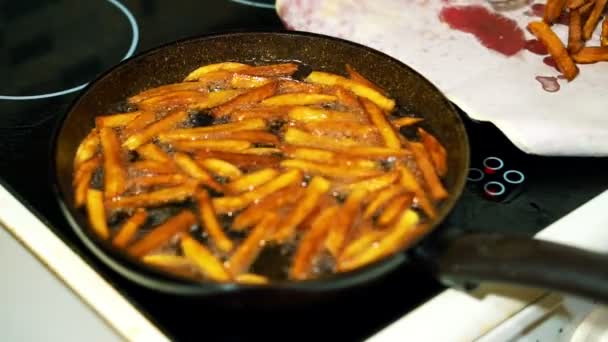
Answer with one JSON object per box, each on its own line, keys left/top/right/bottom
{"left": 0, "top": 0, "right": 139, "bottom": 101}
{"left": 503, "top": 170, "right": 525, "bottom": 184}
{"left": 483, "top": 156, "right": 504, "bottom": 171}
{"left": 228, "top": 0, "right": 275, "bottom": 9}
{"left": 484, "top": 181, "right": 506, "bottom": 197}
{"left": 467, "top": 168, "right": 484, "bottom": 182}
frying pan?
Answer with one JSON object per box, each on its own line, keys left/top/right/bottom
{"left": 52, "top": 31, "right": 608, "bottom": 303}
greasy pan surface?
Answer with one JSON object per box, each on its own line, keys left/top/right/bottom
{"left": 52, "top": 31, "right": 469, "bottom": 295}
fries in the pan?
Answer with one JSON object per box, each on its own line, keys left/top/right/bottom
{"left": 72, "top": 62, "right": 449, "bottom": 284}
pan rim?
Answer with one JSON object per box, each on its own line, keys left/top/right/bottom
{"left": 50, "top": 29, "right": 470, "bottom": 295}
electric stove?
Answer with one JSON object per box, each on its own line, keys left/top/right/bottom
{"left": 1, "top": 0, "right": 607, "bottom": 341}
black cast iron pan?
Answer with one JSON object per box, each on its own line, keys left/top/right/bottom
{"left": 52, "top": 31, "right": 608, "bottom": 303}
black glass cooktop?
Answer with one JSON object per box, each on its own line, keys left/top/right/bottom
{"left": 1, "top": 0, "right": 607, "bottom": 341}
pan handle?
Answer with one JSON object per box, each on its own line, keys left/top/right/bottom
{"left": 433, "top": 233, "right": 608, "bottom": 302}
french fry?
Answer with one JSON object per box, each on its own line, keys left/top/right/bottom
{"left": 390, "top": 117, "right": 424, "bottom": 128}
{"left": 287, "top": 106, "right": 363, "bottom": 123}
{"left": 583, "top": 0, "right": 608, "bottom": 40}
{"left": 173, "top": 152, "right": 223, "bottom": 191}
{"left": 235, "top": 273, "right": 269, "bottom": 285}
{"left": 410, "top": 142, "right": 448, "bottom": 200}
{"left": 212, "top": 82, "right": 278, "bottom": 117}
{"left": 572, "top": 46, "right": 608, "bottom": 62}
{"left": 109, "top": 184, "right": 195, "bottom": 208}
{"left": 123, "top": 111, "right": 156, "bottom": 137}
{"left": 603, "top": 18, "right": 608, "bottom": 46}
{"left": 74, "top": 156, "right": 101, "bottom": 207}
{"left": 543, "top": 0, "right": 568, "bottom": 24}
{"left": 361, "top": 98, "right": 401, "bottom": 149}
{"left": 344, "top": 172, "right": 399, "bottom": 194}
{"left": 277, "top": 79, "right": 325, "bottom": 94}
{"left": 212, "top": 169, "right": 303, "bottom": 214}
{"left": 280, "top": 146, "right": 378, "bottom": 169}
{"left": 345, "top": 64, "right": 385, "bottom": 95}
{"left": 239, "top": 63, "right": 299, "bottom": 77}
{"left": 567, "top": 0, "right": 588, "bottom": 9}
{"left": 123, "top": 110, "right": 188, "bottom": 150}
{"left": 579, "top": 0, "right": 595, "bottom": 14}
{"left": 227, "top": 130, "right": 280, "bottom": 145}
{"left": 225, "top": 213, "right": 279, "bottom": 276}
{"left": 137, "top": 90, "right": 208, "bottom": 111}
{"left": 129, "top": 82, "right": 210, "bottom": 103}
{"left": 157, "top": 118, "right": 267, "bottom": 142}
{"left": 398, "top": 164, "right": 436, "bottom": 218}
{"left": 195, "top": 190, "right": 234, "bottom": 253}
{"left": 281, "top": 159, "right": 382, "bottom": 179}
{"left": 326, "top": 188, "right": 367, "bottom": 257}
{"left": 189, "top": 89, "right": 245, "bottom": 110}
{"left": 339, "top": 228, "right": 385, "bottom": 263}
{"left": 232, "top": 185, "right": 304, "bottom": 230}
{"left": 236, "top": 147, "right": 282, "bottom": 155}
{"left": 377, "top": 193, "right": 413, "bottom": 226}
{"left": 305, "top": 71, "right": 396, "bottom": 111}
{"left": 568, "top": 9, "right": 584, "bottom": 54}
{"left": 96, "top": 112, "right": 140, "bottom": 128}
{"left": 340, "top": 146, "right": 410, "bottom": 158}
{"left": 86, "top": 189, "right": 110, "bottom": 240}
{"left": 332, "top": 86, "right": 365, "bottom": 111}
{"left": 74, "top": 129, "right": 99, "bottom": 167}
{"left": 273, "top": 176, "right": 331, "bottom": 242}
{"left": 128, "top": 210, "right": 197, "bottom": 257}
{"left": 290, "top": 206, "right": 338, "bottom": 280}
{"left": 228, "top": 105, "right": 293, "bottom": 121}
{"left": 527, "top": 21, "right": 579, "bottom": 81}
{"left": 142, "top": 254, "right": 197, "bottom": 278}
{"left": 171, "top": 140, "right": 252, "bottom": 153}
{"left": 418, "top": 128, "right": 448, "bottom": 177}
{"left": 127, "top": 174, "right": 186, "bottom": 189}
{"left": 130, "top": 160, "right": 178, "bottom": 175}
{"left": 112, "top": 209, "right": 148, "bottom": 248}
{"left": 230, "top": 74, "right": 272, "bottom": 88}
{"left": 181, "top": 235, "right": 231, "bottom": 282}
{"left": 99, "top": 127, "right": 126, "bottom": 199}
{"left": 225, "top": 168, "right": 278, "bottom": 194}
{"left": 136, "top": 143, "right": 172, "bottom": 163}
{"left": 198, "top": 158, "right": 242, "bottom": 180}
{"left": 194, "top": 151, "right": 281, "bottom": 169}
{"left": 261, "top": 93, "right": 337, "bottom": 106}
{"left": 284, "top": 127, "right": 370, "bottom": 150}
{"left": 184, "top": 62, "right": 249, "bottom": 81}
{"left": 363, "top": 185, "right": 405, "bottom": 219}
{"left": 339, "top": 210, "right": 419, "bottom": 272}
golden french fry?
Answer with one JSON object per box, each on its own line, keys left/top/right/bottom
{"left": 302, "top": 122, "right": 378, "bottom": 141}
{"left": 232, "top": 185, "right": 304, "bottom": 230}
{"left": 173, "top": 152, "right": 223, "bottom": 191}
{"left": 239, "top": 148, "right": 282, "bottom": 155}
{"left": 281, "top": 159, "right": 382, "bottom": 179}
{"left": 212, "top": 169, "right": 303, "bottom": 214}
{"left": 325, "top": 188, "right": 367, "bottom": 257}
{"left": 410, "top": 142, "right": 448, "bottom": 201}
{"left": 136, "top": 143, "right": 172, "bottom": 163}
{"left": 130, "top": 160, "right": 178, "bottom": 175}
{"left": 239, "top": 63, "right": 299, "bottom": 77}
{"left": 287, "top": 106, "right": 363, "bottom": 123}
{"left": 230, "top": 74, "right": 272, "bottom": 88}
{"left": 96, "top": 112, "right": 140, "bottom": 128}
{"left": 190, "top": 89, "right": 245, "bottom": 110}
{"left": 123, "top": 110, "right": 188, "bottom": 150}
{"left": 109, "top": 184, "right": 195, "bottom": 208}
{"left": 199, "top": 158, "right": 242, "bottom": 180}
{"left": 572, "top": 46, "right": 608, "bottom": 62}
{"left": 579, "top": 0, "right": 595, "bottom": 14}
{"left": 333, "top": 86, "right": 365, "bottom": 111}
{"left": 128, "top": 210, "right": 197, "bottom": 257}
{"left": 74, "top": 129, "right": 99, "bottom": 168}
{"left": 212, "top": 82, "right": 278, "bottom": 117}
{"left": 195, "top": 190, "right": 234, "bottom": 253}
{"left": 290, "top": 206, "right": 338, "bottom": 280}
{"left": 123, "top": 111, "right": 156, "bottom": 136}
{"left": 137, "top": 90, "right": 209, "bottom": 111}
{"left": 339, "top": 229, "right": 385, "bottom": 263}
{"left": 345, "top": 64, "right": 386, "bottom": 95}
{"left": 127, "top": 174, "right": 186, "bottom": 190}
{"left": 230, "top": 131, "right": 280, "bottom": 145}
{"left": 568, "top": 9, "right": 584, "bottom": 54}
{"left": 74, "top": 156, "right": 101, "bottom": 207}
{"left": 225, "top": 168, "right": 278, "bottom": 194}
{"left": 543, "top": 0, "right": 568, "bottom": 24}
{"left": 284, "top": 127, "right": 369, "bottom": 150}
{"left": 567, "top": 0, "right": 588, "bottom": 9}
{"left": 398, "top": 165, "right": 436, "bottom": 218}
{"left": 418, "top": 128, "right": 448, "bottom": 178}
{"left": 158, "top": 118, "right": 266, "bottom": 142}
{"left": 602, "top": 18, "right": 608, "bottom": 46}
{"left": 528, "top": 21, "right": 579, "bottom": 81}
{"left": 390, "top": 117, "right": 424, "bottom": 128}
{"left": 261, "top": 93, "right": 337, "bottom": 106}
{"left": 377, "top": 194, "right": 413, "bottom": 226}
{"left": 280, "top": 146, "right": 377, "bottom": 169}
{"left": 99, "top": 127, "right": 126, "bottom": 199}
{"left": 228, "top": 105, "right": 293, "bottom": 121}
{"left": 363, "top": 185, "right": 405, "bottom": 219}
{"left": 278, "top": 79, "right": 325, "bottom": 94}
{"left": 225, "top": 213, "right": 279, "bottom": 276}
{"left": 184, "top": 62, "right": 249, "bottom": 81}
{"left": 194, "top": 151, "right": 281, "bottom": 169}
{"left": 339, "top": 210, "right": 420, "bottom": 272}
{"left": 235, "top": 273, "right": 269, "bottom": 285}
{"left": 181, "top": 235, "right": 231, "bottom": 282}
{"left": 361, "top": 98, "right": 401, "bottom": 149}
{"left": 112, "top": 209, "right": 148, "bottom": 248}
{"left": 341, "top": 146, "right": 410, "bottom": 158}
{"left": 344, "top": 172, "right": 399, "bottom": 193}
{"left": 142, "top": 254, "right": 193, "bottom": 268}
{"left": 274, "top": 176, "right": 331, "bottom": 242}
{"left": 129, "top": 81, "right": 211, "bottom": 103}
{"left": 305, "top": 71, "right": 396, "bottom": 111}
{"left": 583, "top": 0, "right": 608, "bottom": 40}
{"left": 171, "top": 139, "right": 252, "bottom": 153}
{"left": 86, "top": 189, "right": 110, "bottom": 240}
